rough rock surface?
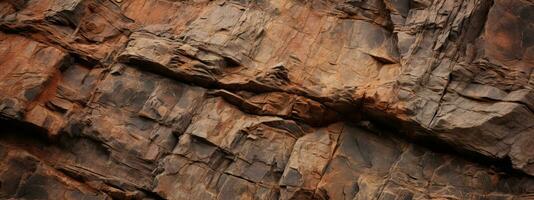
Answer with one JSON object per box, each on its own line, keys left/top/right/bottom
{"left": 0, "top": 0, "right": 533, "bottom": 199}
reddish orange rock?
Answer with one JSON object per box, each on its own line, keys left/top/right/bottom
{"left": 0, "top": 0, "right": 533, "bottom": 199}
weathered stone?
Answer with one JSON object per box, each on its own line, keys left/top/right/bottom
{"left": 0, "top": 0, "right": 533, "bottom": 199}
{"left": 0, "top": 141, "right": 110, "bottom": 199}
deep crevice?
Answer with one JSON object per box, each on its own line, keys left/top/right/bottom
{"left": 360, "top": 113, "right": 530, "bottom": 179}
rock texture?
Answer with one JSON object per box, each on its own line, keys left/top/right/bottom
{"left": 0, "top": 0, "right": 533, "bottom": 199}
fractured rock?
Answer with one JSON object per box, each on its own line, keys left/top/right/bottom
{"left": 0, "top": 0, "right": 533, "bottom": 199}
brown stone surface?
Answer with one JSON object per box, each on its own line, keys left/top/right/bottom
{"left": 0, "top": 0, "right": 533, "bottom": 199}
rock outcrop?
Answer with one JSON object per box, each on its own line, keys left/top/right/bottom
{"left": 0, "top": 0, "right": 533, "bottom": 199}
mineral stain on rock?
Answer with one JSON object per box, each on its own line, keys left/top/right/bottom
{"left": 0, "top": 0, "right": 533, "bottom": 199}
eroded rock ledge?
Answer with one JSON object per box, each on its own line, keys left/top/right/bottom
{"left": 0, "top": 0, "right": 533, "bottom": 199}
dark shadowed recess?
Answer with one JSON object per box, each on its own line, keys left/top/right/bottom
{"left": 0, "top": 118, "right": 166, "bottom": 200}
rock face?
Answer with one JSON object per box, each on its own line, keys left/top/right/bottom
{"left": 0, "top": 0, "right": 533, "bottom": 199}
